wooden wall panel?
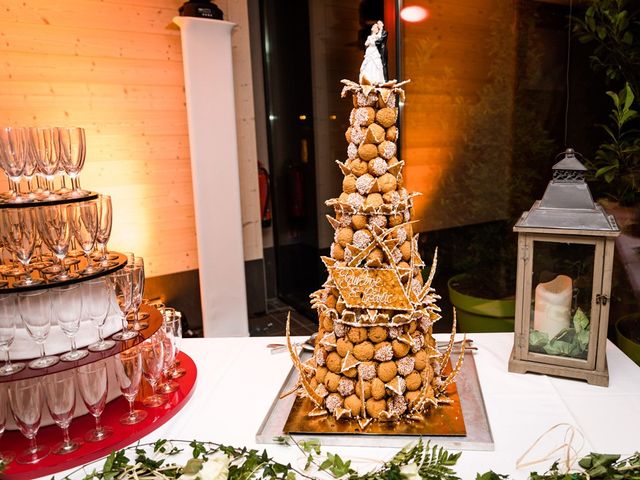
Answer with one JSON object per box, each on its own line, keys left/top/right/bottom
{"left": 402, "top": 0, "right": 516, "bottom": 231}
{"left": 0, "top": 0, "right": 265, "bottom": 276}
{"left": 0, "top": 0, "right": 196, "bottom": 277}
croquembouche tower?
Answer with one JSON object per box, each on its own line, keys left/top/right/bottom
{"left": 287, "top": 22, "right": 464, "bottom": 430}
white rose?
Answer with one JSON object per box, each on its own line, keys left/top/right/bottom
{"left": 399, "top": 462, "right": 420, "bottom": 480}
{"left": 178, "top": 453, "right": 232, "bottom": 480}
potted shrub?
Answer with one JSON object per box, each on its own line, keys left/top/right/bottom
{"left": 446, "top": 222, "right": 517, "bottom": 333}
{"left": 575, "top": 0, "right": 640, "bottom": 363}
{"left": 615, "top": 314, "right": 640, "bottom": 366}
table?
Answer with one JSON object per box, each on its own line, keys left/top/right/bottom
{"left": 45, "top": 333, "right": 640, "bottom": 480}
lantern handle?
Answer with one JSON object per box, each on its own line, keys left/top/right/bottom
{"left": 554, "top": 148, "right": 586, "bottom": 163}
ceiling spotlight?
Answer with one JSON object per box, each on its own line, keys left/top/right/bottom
{"left": 400, "top": 5, "right": 429, "bottom": 23}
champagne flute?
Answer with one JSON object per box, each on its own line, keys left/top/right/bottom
{"left": 0, "top": 236, "right": 19, "bottom": 280}
{"left": 9, "top": 378, "right": 49, "bottom": 464}
{"left": 167, "top": 310, "right": 186, "bottom": 378}
{"left": 51, "top": 284, "right": 88, "bottom": 361}
{"left": 109, "top": 269, "right": 137, "bottom": 341}
{"left": 114, "top": 347, "right": 148, "bottom": 425}
{"left": 68, "top": 201, "right": 102, "bottom": 275}
{"left": 0, "top": 127, "right": 27, "bottom": 202}
{"left": 57, "top": 127, "right": 86, "bottom": 197}
{"left": 76, "top": 361, "right": 113, "bottom": 442}
{"left": 29, "top": 127, "right": 59, "bottom": 199}
{"left": 140, "top": 334, "right": 166, "bottom": 407}
{"left": 0, "top": 383, "right": 16, "bottom": 464}
{"left": 0, "top": 294, "right": 26, "bottom": 375}
{"left": 21, "top": 140, "right": 39, "bottom": 200}
{"left": 157, "top": 317, "right": 178, "bottom": 394}
{"left": 18, "top": 289, "right": 58, "bottom": 369}
{"left": 130, "top": 257, "right": 148, "bottom": 330}
{"left": 1, "top": 208, "right": 43, "bottom": 286}
{"left": 44, "top": 371, "right": 82, "bottom": 454}
{"left": 95, "top": 195, "right": 118, "bottom": 267}
{"left": 83, "top": 278, "right": 116, "bottom": 352}
{"left": 37, "top": 204, "right": 76, "bottom": 280}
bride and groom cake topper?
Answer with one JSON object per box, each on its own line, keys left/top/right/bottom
{"left": 359, "top": 20, "right": 388, "bottom": 85}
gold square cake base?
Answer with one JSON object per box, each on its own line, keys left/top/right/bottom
{"left": 256, "top": 351, "right": 493, "bottom": 450}
{"left": 284, "top": 361, "right": 466, "bottom": 436}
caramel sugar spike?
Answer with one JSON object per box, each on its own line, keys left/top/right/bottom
{"left": 286, "top": 313, "right": 324, "bottom": 406}
{"left": 438, "top": 334, "right": 466, "bottom": 394}
{"left": 439, "top": 308, "right": 458, "bottom": 371}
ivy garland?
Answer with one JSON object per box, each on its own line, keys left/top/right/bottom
{"left": 0, "top": 438, "right": 638, "bottom": 480}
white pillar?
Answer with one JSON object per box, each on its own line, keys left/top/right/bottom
{"left": 174, "top": 16, "right": 249, "bottom": 337}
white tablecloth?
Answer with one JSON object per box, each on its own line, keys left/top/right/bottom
{"left": 49, "top": 333, "right": 640, "bottom": 479}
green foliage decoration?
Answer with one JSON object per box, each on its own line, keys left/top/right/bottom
{"left": 43, "top": 437, "right": 640, "bottom": 480}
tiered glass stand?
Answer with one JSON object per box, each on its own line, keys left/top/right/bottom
{"left": 1, "top": 305, "right": 197, "bottom": 480}
{"left": 0, "top": 196, "right": 198, "bottom": 479}
{"left": 0, "top": 191, "right": 99, "bottom": 208}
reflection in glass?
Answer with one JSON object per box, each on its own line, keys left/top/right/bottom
{"left": 0, "top": 383, "right": 16, "bottom": 464}
{"left": 114, "top": 347, "right": 148, "bottom": 425}
{"left": 0, "top": 295, "right": 26, "bottom": 376}
{"left": 9, "top": 378, "right": 49, "bottom": 464}
{"left": 528, "top": 241, "right": 595, "bottom": 360}
{"left": 76, "top": 361, "right": 113, "bottom": 442}
{"left": 44, "top": 371, "right": 82, "bottom": 454}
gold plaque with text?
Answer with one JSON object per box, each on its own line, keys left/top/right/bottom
{"left": 328, "top": 266, "right": 412, "bottom": 311}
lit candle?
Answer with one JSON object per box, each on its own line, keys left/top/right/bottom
{"left": 533, "top": 275, "right": 573, "bottom": 338}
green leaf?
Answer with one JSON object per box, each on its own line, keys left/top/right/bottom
{"left": 576, "top": 329, "right": 590, "bottom": 350}
{"left": 182, "top": 458, "right": 204, "bottom": 475}
{"left": 622, "top": 31, "right": 633, "bottom": 44}
{"left": 573, "top": 308, "right": 590, "bottom": 333}
{"left": 596, "top": 164, "right": 618, "bottom": 177}
{"left": 475, "top": 472, "right": 509, "bottom": 480}
{"left": 529, "top": 330, "right": 549, "bottom": 348}
{"left": 605, "top": 170, "right": 616, "bottom": 183}
{"left": 544, "top": 339, "right": 574, "bottom": 356}
{"left": 623, "top": 83, "right": 635, "bottom": 111}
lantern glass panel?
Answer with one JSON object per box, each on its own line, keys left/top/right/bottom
{"left": 528, "top": 240, "right": 595, "bottom": 361}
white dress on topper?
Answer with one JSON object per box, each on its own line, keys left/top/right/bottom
{"left": 359, "top": 21, "right": 386, "bottom": 85}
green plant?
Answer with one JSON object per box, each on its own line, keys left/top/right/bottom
{"left": 574, "top": 1, "right": 640, "bottom": 205}
{"left": 586, "top": 82, "right": 640, "bottom": 205}
{"left": 574, "top": 0, "right": 640, "bottom": 96}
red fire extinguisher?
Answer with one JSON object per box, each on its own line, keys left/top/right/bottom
{"left": 258, "top": 162, "right": 272, "bottom": 228}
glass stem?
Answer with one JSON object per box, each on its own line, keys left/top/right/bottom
{"left": 95, "top": 415, "right": 102, "bottom": 433}
{"left": 57, "top": 255, "right": 66, "bottom": 276}
{"left": 72, "top": 177, "right": 79, "bottom": 192}
{"left": 62, "top": 426, "right": 71, "bottom": 445}
{"left": 39, "top": 343, "right": 46, "bottom": 360}
{"left": 98, "top": 326, "right": 105, "bottom": 344}
{"left": 4, "top": 349, "right": 12, "bottom": 369}
{"left": 28, "top": 436, "right": 37, "bottom": 454}
{"left": 128, "top": 398, "right": 135, "bottom": 417}
{"left": 70, "top": 336, "right": 78, "bottom": 355}
{"left": 9, "top": 179, "right": 20, "bottom": 197}
{"left": 133, "top": 308, "right": 141, "bottom": 330}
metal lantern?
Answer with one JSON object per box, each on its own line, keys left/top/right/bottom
{"left": 508, "top": 148, "right": 620, "bottom": 386}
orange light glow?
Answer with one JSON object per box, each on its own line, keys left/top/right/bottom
{"left": 400, "top": 6, "right": 429, "bottom": 23}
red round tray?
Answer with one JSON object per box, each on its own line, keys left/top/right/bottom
{"left": 0, "top": 351, "right": 197, "bottom": 480}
